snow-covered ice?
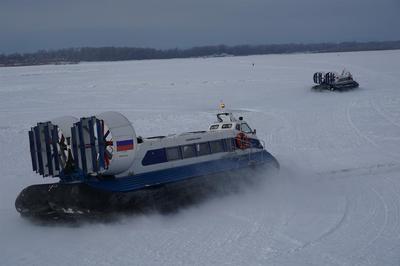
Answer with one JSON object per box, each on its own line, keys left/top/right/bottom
{"left": 1, "top": 50, "right": 400, "bottom": 265}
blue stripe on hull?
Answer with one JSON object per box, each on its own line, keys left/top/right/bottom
{"left": 86, "top": 150, "right": 277, "bottom": 192}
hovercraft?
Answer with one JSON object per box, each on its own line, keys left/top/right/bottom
{"left": 16, "top": 110, "right": 279, "bottom": 219}
{"left": 312, "top": 70, "right": 359, "bottom": 91}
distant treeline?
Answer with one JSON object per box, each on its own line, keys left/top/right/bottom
{"left": 1, "top": 40, "right": 400, "bottom": 67}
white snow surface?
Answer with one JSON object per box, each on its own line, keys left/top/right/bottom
{"left": 1, "top": 50, "right": 400, "bottom": 265}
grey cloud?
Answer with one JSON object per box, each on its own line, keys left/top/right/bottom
{"left": 0, "top": 0, "right": 399, "bottom": 53}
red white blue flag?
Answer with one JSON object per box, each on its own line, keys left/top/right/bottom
{"left": 116, "top": 139, "right": 134, "bottom": 151}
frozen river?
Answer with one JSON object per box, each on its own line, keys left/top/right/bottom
{"left": 1, "top": 50, "right": 400, "bottom": 265}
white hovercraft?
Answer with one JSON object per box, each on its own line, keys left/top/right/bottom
{"left": 16, "top": 107, "right": 279, "bottom": 219}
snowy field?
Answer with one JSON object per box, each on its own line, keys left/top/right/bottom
{"left": 1, "top": 50, "right": 400, "bottom": 265}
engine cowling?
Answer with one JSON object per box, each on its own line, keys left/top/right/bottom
{"left": 28, "top": 116, "right": 78, "bottom": 177}
{"left": 70, "top": 111, "right": 136, "bottom": 176}
{"left": 29, "top": 112, "right": 137, "bottom": 179}
{"left": 97, "top": 111, "right": 136, "bottom": 176}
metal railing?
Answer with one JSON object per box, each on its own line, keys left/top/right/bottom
{"left": 234, "top": 137, "right": 265, "bottom": 164}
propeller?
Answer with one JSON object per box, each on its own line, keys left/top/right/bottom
{"left": 313, "top": 72, "right": 325, "bottom": 84}
{"left": 102, "top": 122, "right": 113, "bottom": 169}
{"left": 51, "top": 128, "right": 70, "bottom": 169}
{"left": 58, "top": 134, "right": 68, "bottom": 164}
{"left": 48, "top": 126, "right": 74, "bottom": 173}
{"left": 81, "top": 120, "right": 114, "bottom": 170}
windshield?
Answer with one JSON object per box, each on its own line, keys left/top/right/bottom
{"left": 241, "top": 123, "right": 252, "bottom": 133}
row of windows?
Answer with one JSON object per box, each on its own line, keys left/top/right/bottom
{"left": 142, "top": 138, "right": 235, "bottom": 166}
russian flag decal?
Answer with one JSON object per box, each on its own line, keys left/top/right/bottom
{"left": 116, "top": 139, "right": 134, "bottom": 151}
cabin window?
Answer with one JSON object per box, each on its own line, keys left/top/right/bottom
{"left": 210, "top": 140, "right": 224, "bottom": 153}
{"left": 224, "top": 138, "right": 235, "bottom": 152}
{"left": 142, "top": 148, "right": 167, "bottom": 166}
{"left": 210, "top": 124, "right": 219, "bottom": 130}
{"left": 196, "top": 142, "right": 211, "bottom": 156}
{"left": 235, "top": 124, "right": 241, "bottom": 131}
{"left": 241, "top": 123, "right": 252, "bottom": 133}
{"left": 182, "top": 145, "right": 197, "bottom": 158}
{"left": 166, "top": 147, "right": 181, "bottom": 161}
{"left": 222, "top": 124, "right": 232, "bottom": 129}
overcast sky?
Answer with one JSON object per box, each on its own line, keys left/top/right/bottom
{"left": 1, "top": 0, "right": 399, "bottom": 54}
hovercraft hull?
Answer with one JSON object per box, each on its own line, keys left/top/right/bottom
{"left": 312, "top": 81, "right": 359, "bottom": 91}
{"left": 16, "top": 150, "right": 279, "bottom": 219}
{"left": 333, "top": 80, "right": 359, "bottom": 91}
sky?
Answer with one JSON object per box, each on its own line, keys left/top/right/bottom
{"left": 1, "top": 0, "right": 399, "bottom": 54}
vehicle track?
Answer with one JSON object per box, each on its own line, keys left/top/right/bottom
{"left": 346, "top": 100, "right": 400, "bottom": 162}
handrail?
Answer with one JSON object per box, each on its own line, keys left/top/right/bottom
{"left": 234, "top": 137, "right": 266, "bottom": 163}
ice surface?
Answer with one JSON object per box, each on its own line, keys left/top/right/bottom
{"left": 1, "top": 50, "right": 400, "bottom": 265}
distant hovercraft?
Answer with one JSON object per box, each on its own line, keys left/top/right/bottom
{"left": 312, "top": 70, "right": 359, "bottom": 91}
